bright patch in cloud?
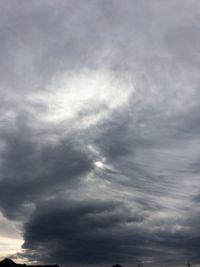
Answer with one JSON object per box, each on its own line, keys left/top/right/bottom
{"left": 0, "top": 236, "right": 23, "bottom": 260}
{"left": 27, "top": 68, "right": 134, "bottom": 125}
{"left": 94, "top": 161, "right": 104, "bottom": 168}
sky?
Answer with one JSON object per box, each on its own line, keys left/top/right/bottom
{"left": 0, "top": 1, "right": 200, "bottom": 267}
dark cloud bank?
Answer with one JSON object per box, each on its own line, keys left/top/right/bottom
{"left": 1, "top": 1, "right": 200, "bottom": 267}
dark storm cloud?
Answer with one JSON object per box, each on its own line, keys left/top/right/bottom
{"left": 21, "top": 199, "right": 151, "bottom": 265}
{"left": 0, "top": 0, "right": 200, "bottom": 266}
{"left": 21, "top": 198, "right": 200, "bottom": 266}
{"left": 0, "top": 114, "right": 93, "bottom": 220}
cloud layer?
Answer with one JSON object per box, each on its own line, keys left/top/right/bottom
{"left": 0, "top": 1, "right": 200, "bottom": 266}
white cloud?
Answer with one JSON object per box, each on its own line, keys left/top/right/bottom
{"left": 27, "top": 68, "right": 134, "bottom": 126}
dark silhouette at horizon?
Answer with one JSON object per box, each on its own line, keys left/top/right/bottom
{"left": 0, "top": 258, "right": 59, "bottom": 267}
{"left": 112, "top": 264, "right": 123, "bottom": 267}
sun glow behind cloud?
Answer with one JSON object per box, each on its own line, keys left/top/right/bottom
{"left": 0, "top": 213, "right": 23, "bottom": 260}
{"left": 94, "top": 161, "right": 104, "bottom": 168}
{"left": 0, "top": 236, "right": 23, "bottom": 260}
{"left": 27, "top": 68, "right": 134, "bottom": 126}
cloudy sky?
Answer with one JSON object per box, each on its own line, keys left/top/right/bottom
{"left": 0, "top": 1, "right": 200, "bottom": 267}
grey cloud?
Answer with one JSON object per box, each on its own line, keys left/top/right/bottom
{"left": 0, "top": 0, "right": 118, "bottom": 93}
{"left": 21, "top": 198, "right": 200, "bottom": 266}
{"left": 21, "top": 199, "right": 151, "bottom": 265}
{"left": 0, "top": 114, "right": 93, "bottom": 220}
{"left": 0, "top": 0, "right": 199, "bottom": 94}
{"left": 193, "top": 194, "right": 200, "bottom": 203}
{"left": 0, "top": 214, "right": 20, "bottom": 239}
{"left": 0, "top": 1, "right": 200, "bottom": 266}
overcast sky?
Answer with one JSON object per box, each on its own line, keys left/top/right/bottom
{"left": 0, "top": 1, "right": 200, "bottom": 267}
